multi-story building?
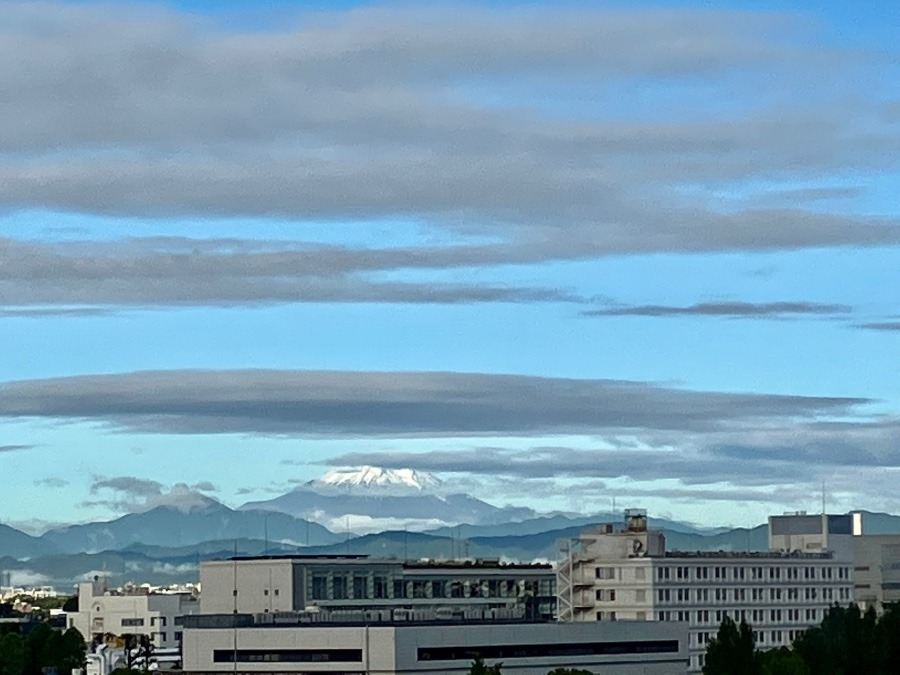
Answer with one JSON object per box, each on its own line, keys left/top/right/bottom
{"left": 768, "top": 511, "right": 857, "bottom": 560}
{"left": 69, "top": 577, "right": 200, "bottom": 649}
{"left": 200, "top": 554, "right": 556, "bottom": 620}
{"left": 769, "top": 510, "right": 900, "bottom": 614}
{"left": 852, "top": 534, "right": 900, "bottom": 613}
{"left": 558, "top": 509, "right": 854, "bottom": 673}
{"left": 181, "top": 610, "right": 690, "bottom": 674}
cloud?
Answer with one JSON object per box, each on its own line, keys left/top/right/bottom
{"left": 6, "top": 570, "right": 52, "bottom": 587}
{"left": 91, "top": 476, "right": 163, "bottom": 498}
{"left": 0, "top": 1, "right": 895, "bottom": 266}
{"left": 327, "top": 417, "right": 900, "bottom": 488}
{"left": 0, "top": 307, "right": 116, "bottom": 318}
{"left": 0, "top": 369, "right": 868, "bottom": 438}
{"left": 0, "top": 236, "right": 573, "bottom": 309}
{"left": 582, "top": 301, "right": 852, "bottom": 319}
{"left": 857, "top": 321, "right": 900, "bottom": 331}
{"left": 34, "top": 477, "right": 69, "bottom": 488}
{"left": 87, "top": 476, "right": 218, "bottom": 513}
{"left": 0, "top": 444, "right": 33, "bottom": 453}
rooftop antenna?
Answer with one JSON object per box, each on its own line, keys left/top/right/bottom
{"left": 612, "top": 495, "right": 616, "bottom": 518}
{"left": 821, "top": 479, "right": 826, "bottom": 515}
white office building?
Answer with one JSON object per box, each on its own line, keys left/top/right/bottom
{"left": 558, "top": 510, "right": 854, "bottom": 673}
{"left": 69, "top": 577, "right": 200, "bottom": 649}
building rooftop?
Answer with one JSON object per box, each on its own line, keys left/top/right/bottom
{"left": 219, "top": 555, "right": 551, "bottom": 570}
{"left": 663, "top": 550, "right": 834, "bottom": 560}
{"left": 182, "top": 606, "right": 549, "bottom": 630}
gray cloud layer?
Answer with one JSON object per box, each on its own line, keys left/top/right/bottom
{"left": 583, "top": 301, "right": 851, "bottom": 319}
{"left": 1, "top": 1, "right": 897, "bottom": 261}
{"left": 0, "top": 236, "right": 572, "bottom": 307}
{"left": 0, "top": 444, "right": 34, "bottom": 453}
{"left": 0, "top": 369, "right": 868, "bottom": 437}
{"left": 858, "top": 321, "right": 900, "bottom": 331}
{"left": 327, "top": 417, "right": 900, "bottom": 491}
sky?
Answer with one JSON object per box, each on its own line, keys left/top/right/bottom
{"left": 0, "top": 0, "right": 897, "bottom": 534}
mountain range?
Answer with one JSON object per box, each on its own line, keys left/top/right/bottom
{"left": 3, "top": 467, "right": 900, "bottom": 591}
{"left": 239, "top": 466, "right": 536, "bottom": 532}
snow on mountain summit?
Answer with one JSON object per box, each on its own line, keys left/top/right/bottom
{"left": 313, "top": 466, "right": 443, "bottom": 492}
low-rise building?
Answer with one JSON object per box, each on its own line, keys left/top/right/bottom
{"left": 200, "top": 555, "right": 556, "bottom": 620}
{"left": 181, "top": 611, "right": 689, "bottom": 674}
{"left": 69, "top": 577, "right": 200, "bottom": 649}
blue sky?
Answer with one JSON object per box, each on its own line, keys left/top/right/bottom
{"left": 0, "top": 0, "right": 897, "bottom": 533}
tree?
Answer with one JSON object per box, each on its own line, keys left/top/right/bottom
{"left": 704, "top": 616, "right": 758, "bottom": 675}
{"left": 0, "top": 632, "right": 25, "bottom": 675}
{"left": 758, "top": 647, "right": 809, "bottom": 675}
{"left": 57, "top": 630, "right": 86, "bottom": 675}
{"left": 469, "top": 656, "right": 503, "bottom": 674}
{"left": 547, "top": 670, "right": 593, "bottom": 675}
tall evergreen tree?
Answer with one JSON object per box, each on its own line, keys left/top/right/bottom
{"left": 704, "top": 616, "right": 758, "bottom": 675}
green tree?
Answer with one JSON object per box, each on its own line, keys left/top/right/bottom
{"left": 0, "top": 632, "right": 25, "bottom": 675}
{"left": 793, "top": 604, "right": 879, "bottom": 675}
{"left": 874, "top": 603, "right": 900, "bottom": 674}
{"left": 469, "top": 656, "right": 503, "bottom": 674}
{"left": 704, "top": 616, "right": 758, "bottom": 675}
{"left": 758, "top": 647, "right": 809, "bottom": 675}
{"left": 57, "top": 629, "right": 86, "bottom": 675}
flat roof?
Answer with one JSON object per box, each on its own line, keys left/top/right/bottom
{"left": 215, "top": 555, "right": 550, "bottom": 569}
{"left": 663, "top": 550, "right": 834, "bottom": 560}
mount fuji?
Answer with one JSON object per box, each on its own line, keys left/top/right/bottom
{"left": 238, "top": 466, "right": 535, "bottom": 533}
{"left": 314, "top": 466, "right": 444, "bottom": 493}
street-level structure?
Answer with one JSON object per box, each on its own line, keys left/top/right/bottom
{"left": 181, "top": 612, "right": 689, "bottom": 674}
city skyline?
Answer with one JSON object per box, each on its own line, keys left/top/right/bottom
{"left": 0, "top": 0, "right": 897, "bottom": 532}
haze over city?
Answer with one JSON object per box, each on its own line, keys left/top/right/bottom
{"left": 0, "top": 0, "right": 897, "bottom": 534}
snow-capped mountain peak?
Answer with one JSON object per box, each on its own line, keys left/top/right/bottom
{"left": 313, "top": 466, "right": 443, "bottom": 492}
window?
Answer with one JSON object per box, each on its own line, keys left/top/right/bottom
{"left": 121, "top": 618, "right": 144, "bottom": 627}
{"left": 215, "top": 649, "right": 363, "bottom": 663}
{"left": 311, "top": 575, "right": 327, "bottom": 600}
{"left": 333, "top": 575, "right": 348, "bottom": 599}
{"left": 374, "top": 576, "right": 388, "bottom": 599}
{"left": 174, "top": 632, "right": 182, "bottom": 642}
{"left": 595, "top": 567, "right": 616, "bottom": 580}
{"left": 353, "top": 575, "right": 368, "bottom": 600}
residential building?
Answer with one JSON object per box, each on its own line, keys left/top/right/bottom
{"left": 200, "top": 555, "right": 556, "bottom": 620}
{"left": 181, "top": 611, "right": 689, "bottom": 674}
{"left": 69, "top": 577, "right": 200, "bottom": 649}
{"left": 557, "top": 509, "right": 853, "bottom": 673}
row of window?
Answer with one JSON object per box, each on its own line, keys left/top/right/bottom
{"left": 658, "top": 608, "right": 823, "bottom": 625}
{"left": 655, "top": 565, "right": 849, "bottom": 583}
{"left": 655, "top": 586, "right": 851, "bottom": 604}
{"left": 309, "top": 575, "right": 551, "bottom": 601}
{"left": 418, "top": 640, "right": 680, "bottom": 661}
